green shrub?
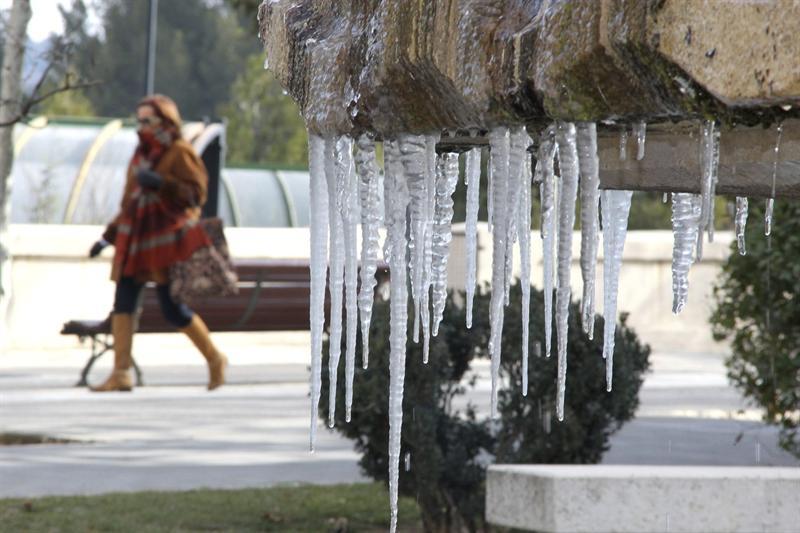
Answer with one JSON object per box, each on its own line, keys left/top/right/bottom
{"left": 711, "top": 199, "right": 800, "bottom": 456}
{"left": 322, "top": 281, "right": 650, "bottom": 532}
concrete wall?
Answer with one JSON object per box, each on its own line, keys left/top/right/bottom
{"left": 2, "top": 223, "right": 733, "bottom": 357}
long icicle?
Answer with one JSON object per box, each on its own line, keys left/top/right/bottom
{"left": 340, "top": 136, "right": 359, "bottom": 423}
{"left": 488, "top": 126, "right": 511, "bottom": 418}
{"left": 519, "top": 132, "right": 533, "bottom": 396}
{"left": 308, "top": 135, "right": 328, "bottom": 452}
{"left": 538, "top": 127, "right": 557, "bottom": 358}
{"left": 420, "top": 134, "right": 439, "bottom": 363}
{"left": 503, "top": 128, "right": 527, "bottom": 306}
{"left": 696, "top": 120, "right": 719, "bottom": 259}
{"left": 708, "top": 124, "right": 720, "bottom": 243}
{"left": 325, "top": 138, "right": 345, "bottom": 427}
{"left": 464, "top": 148, "right": 482, "bottom": 329}
{"left": 633, "top": 121, "right": 646, "bottom": 160}
{"left": 383, "top": 139, "right": 409, "bottom": 533}
{"left": 765, "top": 122, "right": 783, "bottom": 236}
{"left": 403, "top": 134, "right": 427, "bottom": 345}
{"left": 671, "top": 192, "right": 702, "bottom": 314}
{"left": 355, "top": 134, "right": 381, "bottom": 369}
{"left": 735, "top": 197, "right": 748, "bottom": 255}
{"left": 554, "top": 121, "right": 579, "bottom": 422}
{"left": 431, "top": 152, "right": 459, "bottom": 336}
{"left": 601, "top": 189, "right": 633, "bottom": 392}
{"left": 576, "top": 122, "right": 600, "bottom": 340}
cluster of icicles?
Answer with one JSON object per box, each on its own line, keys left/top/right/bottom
{"left": 306, "top": 119, "right": 769, "bottom": 532}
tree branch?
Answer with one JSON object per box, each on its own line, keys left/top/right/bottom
{"left": 0, "top": 77, "right": 102, "bottom": 127}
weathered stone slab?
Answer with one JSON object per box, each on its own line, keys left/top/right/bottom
{"left": 486, "top": 464, "right": 800, "bottom": 533}
{"left": 653, "top": 1, "right": 800, "bottom": 107}
{"left": 259, "top": 0, "right": 800, "bottom": 135}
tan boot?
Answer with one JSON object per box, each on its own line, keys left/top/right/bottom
{"left": 91, "top": 314, "right": 134, "bottom": 392}
{"left": 181, "top": 314, "right": 227, "bottom": 390}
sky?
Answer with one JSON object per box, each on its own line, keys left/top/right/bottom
{"left": 0, "top": 0, "right": 100, "bottom": 41}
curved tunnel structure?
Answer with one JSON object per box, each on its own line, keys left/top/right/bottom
{"left": 10, "top": 117, "right": 310, "bottom": 227}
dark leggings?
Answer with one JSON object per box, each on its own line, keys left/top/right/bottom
{"left": 113, "top": 276, "right": 194, "bottom": 328}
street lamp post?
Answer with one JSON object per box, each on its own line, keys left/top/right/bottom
{"left": 145, "top": 0, "right": 158, "bottom": 95}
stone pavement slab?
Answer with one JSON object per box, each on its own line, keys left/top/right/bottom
{"left": 0, "top": 366, "right": 366, "bottom": 499}
{"left": 1, "top": 349, "right": 798, "bottom": 500}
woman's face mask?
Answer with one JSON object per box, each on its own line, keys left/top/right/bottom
{"left": 136, "top": 107, "right": 163, "bottom": 147}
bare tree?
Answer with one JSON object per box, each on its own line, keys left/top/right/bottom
{"left": 0, "top": 0, "right": 31, "bottom": 331}
{"left": 0, "top": 0, "right": 98, "bottom": 336}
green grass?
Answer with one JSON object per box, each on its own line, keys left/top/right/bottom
{"left": 0, "top": 483, "right": 423, "bottom": 532}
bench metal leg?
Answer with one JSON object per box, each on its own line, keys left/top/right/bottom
{"left": 75, "top": 334, "right": 145, "bottom": 388}
{"left": 75, "top": 335, "right": 113, "bottom": 387}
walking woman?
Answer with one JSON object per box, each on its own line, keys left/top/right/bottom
{"left": 88, "top": 94, "right": 227, "bottom": 392}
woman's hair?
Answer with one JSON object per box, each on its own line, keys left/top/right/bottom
{"left": 137, "top": 94, "right": 183, "bottom": 133}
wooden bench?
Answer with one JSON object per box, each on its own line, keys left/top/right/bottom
{"left": 61, "top": 258, "right": 388, "bottom": 387}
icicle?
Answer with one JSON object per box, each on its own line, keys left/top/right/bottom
{"left": 488, "top": 126, "right": 511, "bottom": 418}
{"left": 765, "top": 198, "right": 774, "bottom": 236}
{"left": 519, "top": 135, "right": 533, "bottom": 396}
{"left": 504, "top": 127, "right": 528, "bottom": 306}
{"left": 420, "top": 134, "right": 439, "bottom": 363}
{"left": 633, "top": 121, "right": 646, "bottom": 160}
{"left": 308, "top": 135, "right": 329, "bottom": 452}
{"left": 400, "top": 134, "right": 428, "bottom": 345}
{"left": 735, "top": 197, "right": 748, "bottom": 255}
{"left": 709, "top": 125, "right": 720, "bottom": 243}
{"left": 601, "top": 190, "right": 633, "bottom": 392}
{"left": 325, "top": 138, "right": 345, "bottom": 428}
{"left": 487, "top": 150, "right": 494, "bottom": 232}
{"left": 662, "top": 192, "right": 668, "bottom": 203}
{"left": 576, "top": 122, "right": 600, "bottom": 340}
{"left": 339, "top": 137, "right": 359, "bottom": 424}
{"left": 355, "top": 135, "right": 381, "bottom": 369}
{"left": 696, "top": 120, "right": 719, "bottom": 258}
{"left": 404, "top": 451, "right": 411, "bottom": 472}
{"left": 765, "top": 123, "right": 783, "bottom": 236}
{"left": 431, "top": 152, "right": 459, "bottom": 337}
{"left": 383, "top": 139, "right": 409, "bottom": 533}
{"left": 464, "top": 148, "right": 481, "bottom": 329}
{"left": 555, "top": 122, "right": 580, "bottom": 422}
{"left": 671, "top": 192, "right": 702, "bottom": 314}
{"left": 538, "top": 128, "right": 557, "bottom": 359}
{"left": 619, "top": 128, "right": 628, "bottom": 160}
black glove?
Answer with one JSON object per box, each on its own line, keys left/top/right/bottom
{"left": 89, "top": 239, "right": 109, "bottom": 258}
{"left": 137, "top": 169, "right": 163, "bottom": 190}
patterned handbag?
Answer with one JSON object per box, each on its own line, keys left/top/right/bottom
{"left": 168, "top": 217, "right": 239, "bottom": 304}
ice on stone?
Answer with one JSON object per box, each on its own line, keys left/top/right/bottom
{"left": 431, "top": 152, "right": 459, "bottom": 337}
{"left": 601, "top": 190, "right": 633, "bottom": 392}
{"left": 307, "top": 135, "right": 329, "bottom": 451}
{"left": 464, "top": 148, "right": 482, "bottom": 329}
{"left": 735, "top": 197, "right": 748, "bottom": 256}
{"left": 383, "top": 139, "right": 410, "bottom": 533}
{"left": 576, "top": 122, "right": 599, "bottom": 340}
{"left": 554, "top": 122, "right": 579, "bottom": 422}
{"left": 488, "top": 127, "right": 511, "bottom": 418}
{"left": 355, "top": 134, "right": 382, "bottom": 369}
{"left": 671, "top": 192, "right": 702, "bottom": 314}
{"left": 325, "top": 138, "right": 345, "bottom": 428}
{"left": 538, "top": 128, "right": 558, "bottom": 359}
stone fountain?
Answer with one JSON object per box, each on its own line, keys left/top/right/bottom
{"left": 258, "top": 2, "right": 800, "bottom": 532}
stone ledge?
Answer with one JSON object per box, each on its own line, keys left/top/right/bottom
{"left": 486, "top": 464, "right": 800, "bottom": 533}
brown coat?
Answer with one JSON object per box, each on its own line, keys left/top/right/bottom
{"left": 104, "top": 139, "right": 209, "bottom": 283}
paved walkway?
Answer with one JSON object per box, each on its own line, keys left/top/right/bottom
{"left": 1, "top": 340, "right": 797, "bottom": 499}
